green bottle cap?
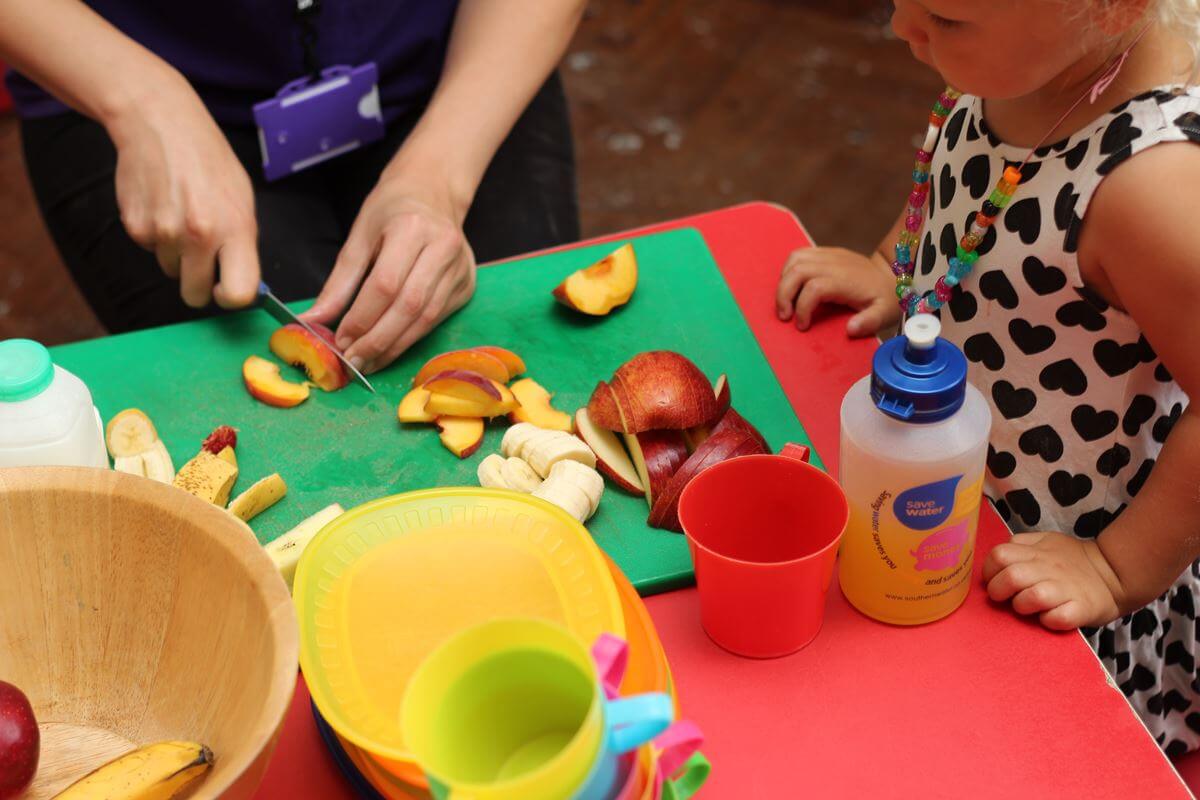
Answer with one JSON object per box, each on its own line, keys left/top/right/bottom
{"left": 0, "top": 339, "right": 54, "bottom": 402}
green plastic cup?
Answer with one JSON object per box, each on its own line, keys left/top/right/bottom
{"left": 401, "top": 618, "right": 671, "bottom": 800}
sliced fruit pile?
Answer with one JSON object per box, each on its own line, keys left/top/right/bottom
{"left": 553, "top": 242, "right": 638, "bottom": 316}
{"left": 398, "top": 346, "right": 573, "bottom": 458}
{"left": 575, "top": 351, "right": 771, "bottom": 532}
{"left": 243, "top": 323, "right": 349, "bottom": 408}
{"left": 474, "top": 422, "right": 603, "bottom": 523}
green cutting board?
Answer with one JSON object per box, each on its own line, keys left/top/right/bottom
{"left": 51, "top": 227, "right": 818, "bottom": 594}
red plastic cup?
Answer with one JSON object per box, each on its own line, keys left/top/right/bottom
{"left": 678, "top": 443, "right": 849, "bottom": 658}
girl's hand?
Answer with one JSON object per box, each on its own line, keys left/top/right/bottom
{"left": 107, "top": 74, "right": 260, "bottom": 310}
{"left": 775, "top": 247, "right": 898, "bottom": 337}
{"left": 982, "top": 532, "right": 1129, "bottom": 630}
{"left": 302, "top": 168, "right": 477, "bottom": 374}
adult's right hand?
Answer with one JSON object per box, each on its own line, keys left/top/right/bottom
{"left": 106, "top": 73, "right": 260, "bottom": 309}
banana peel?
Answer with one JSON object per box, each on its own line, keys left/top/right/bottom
{"left": 265, "top": 503, "right": 345, "bottom": 591}
{"left": 53, "top": 740, "right": 212, "bottom": 800}
{"left": 173, "top": 449, "right": 238, "bottom": 506}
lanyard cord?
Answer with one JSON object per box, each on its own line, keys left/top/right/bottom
{"left": 295, "top": 0, "right": 321, "bottom": 79}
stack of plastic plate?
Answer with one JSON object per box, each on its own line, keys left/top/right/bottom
{"left": 295, "top": 488, "right": 677, "bottom": 799}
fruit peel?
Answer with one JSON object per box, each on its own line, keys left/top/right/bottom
{"left": 228, "top": 473, "right": 287, "bottom": 522}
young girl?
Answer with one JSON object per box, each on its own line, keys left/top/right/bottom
{"left": 777, "top": 0, "right": 1200, "bottom": 753}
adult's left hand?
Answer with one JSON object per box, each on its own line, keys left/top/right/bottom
{"left": 302, "top": 171, "right": 476, "bottom": 374}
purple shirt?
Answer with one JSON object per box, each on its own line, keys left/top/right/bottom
{"left": 5, "top": 1, "right": 459, "bottom": 126}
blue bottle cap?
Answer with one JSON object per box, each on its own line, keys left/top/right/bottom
{"left": 0, "top": 339, "right": 54, "bottom": 402}
{"left": 870, "top": 315, "right": 967, "bottom": 423}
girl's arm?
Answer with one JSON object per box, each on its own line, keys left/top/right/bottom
{"left": 984, "top": 142, "right": 1200, "bottom": 628}
{"left": 303, "top": 0, "right": 587, "bottom": 371}
{"left": 0, "top": 0, "right": 261, "bottom": 308}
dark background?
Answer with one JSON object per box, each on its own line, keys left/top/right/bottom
{"left": 0, "top": 0, "right": 940, "bottom": 345}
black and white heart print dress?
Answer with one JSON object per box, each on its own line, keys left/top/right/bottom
{"left": 911, "top": 86, "right": 1198, "bottom": 754}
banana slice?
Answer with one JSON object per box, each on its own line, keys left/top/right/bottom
{"left": 515, "top": 427, "right": 564, "bottom": 462}
{"left": 105, "top": 408, "right": 159, "bottom": 458}
{"left": 113, "top": 453, "right": 146, "bottom": 477}
{"left": 265, "top": 503, "right": 345, "bottom": 591}
{"left": 527, "top": 434, "right": 597, "bottom": 478}
{"left": 477, "top": 453, "right": 508, "bottom": 489}
{"left": 228, "top": 473, "right": 287, "bottom": 522}
{"left": 533, "top": 478, "right": 592, "bottom": 523}
{"left": 501, "top": 457, "right": 543, "bottom": 492}
{"left": 548, "top": 460, "right": 604, "bottom": 518}
{"left": 501, "top": 423, "right": 542, "bottom": 458}
{"left": 140, "top": 440, "right": 175, "bottom": 483}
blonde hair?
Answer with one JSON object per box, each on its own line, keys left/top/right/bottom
{"left": 1157, "top": 0, "right": 1200, "bottom": 46}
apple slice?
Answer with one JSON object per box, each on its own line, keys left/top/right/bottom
{"left": 623, "top": 429, "right": 689, "bottom": 508}
{"left": 586, "top": 381, "right": 626, "bottom": 432}
{"left": 647, "top": 427, "right": 770, "bottom": 532}
{"left": 435, "top": 416, "right": 485, "bottom": 458}
{"left": 269, "top": 324, "right": 349, "bottom": 392}
{"left": 398, "top": 387, "right": 436, "bottom": 423}
{"left": 243, "top": 355, "right": 310, "bottom": 408}
{"left": 413, "top": 349, "right": 510, "bottom": 387}
{"left": 472, "top": 346, "right": 526, "bottom": 381}
{"left": 683, "top": 374, "right": 731, "bottom": 452}
{"left": 552, "top": 242, "right": 638, "bottom": 316}
{"left": 508, "top": 378, "right": 573, "bottom": 432}
{"left": 575, "top": 408, "right": 643, "bottom": 495}
{"left": 711, "top": 408, "right": 769, "bottom": 452}
{"left": 610, "top": 352, "right": 720, "bottom": 432}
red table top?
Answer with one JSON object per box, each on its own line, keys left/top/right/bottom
{"left": 255, "top": 203, "right": 1188, "bottom": 799}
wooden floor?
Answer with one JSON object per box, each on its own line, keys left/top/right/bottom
{"left": 0, "top": 0, "right": 940, "bottom": 346}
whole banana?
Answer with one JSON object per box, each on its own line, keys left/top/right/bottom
{"left": 54, "top": 740, "right": 213, "bottom": 800}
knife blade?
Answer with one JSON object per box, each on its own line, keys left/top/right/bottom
{"left": 257, "top": 281, "right": 376, "bottom": 393}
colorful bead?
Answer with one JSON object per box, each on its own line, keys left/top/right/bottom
{"left": 905, "top": 215, "right": 922, "bottom": 232}
{"left": 935, "top": 276, "right": 953, "bottom": 301}
{"left": 960, "top": 232, "right": 981, "bottom": 250}
{"left": 937, "top": 93, "right": 958, "bottom": 109}
{"left": 915, "top": 150, "right": 933, "bottom": 163}
{"left": 944, "top": 272, "right": 960, "bottom": 287}
{"left": 929, "top": 112, "right": 946, "bottom": 127}
{"left": 955, "top": 247, "right": 979, "bottom": 266}
{"left": 897, "top": 283, "right": 914, "bottom": 301}
{"left": 987, "top": 189, "right": 1013, "bottom": 209}
{"left": 894, "top": 244, "right": 911, "bottom": 264}
{"left": 908, "top": 190, "right": 926, "bottom": 207}
{"left": 974, "top": 212, "right": 995, "bottom": 228}
{"left": 981, "top": 200, "right": 1001, "bottom": 217}
{"left": 1003, "top": 166, "right": 1022, "bottom": 185}
{"left": 931, "top": 101, "right": 950, "bottom": 117}
{"left": 891, "top": 260, "right": 910, "bottom": 277}
{"left": 917, "top": 297, "right": 935, "bottom": 314}
{"left": 912, "top": 169, "right": 930, "bottom": 184}
{"left": 969, "top": 220, "right": 988, "bottom": 240}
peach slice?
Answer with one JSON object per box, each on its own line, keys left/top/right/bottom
{"left": 575, "top": 408, "right": 643, "bottom": 494}
{"left": 243, "top": 355, "right": 310, "bottom": 408}
{"left": 624, "top": 429, "right": 689, "bottom": 508}
{"left": 398, "top": 387, "right": 436, "bottom": 423}
{"left": 423, "top": 370, "right": 503, "bottom": 404}
{"left": 472, "top": 346, "right": 526, "bottom": 380}
{"left": 436, "top": 416, "right": 485, "bottom": 458}
{"left": 412, "top": 349, "right": 510, "bottom": 387}
{"left": 269, "top": 324, "right": 349, "bottom": 392}
{"left": 425, "top": 391, "right": 516, "bottom": 419}
{"left": 553, "top": 242, "right": 638, "bottom": 316}
{"left": 508, "top": 378, "right": 573, "bottom": 432}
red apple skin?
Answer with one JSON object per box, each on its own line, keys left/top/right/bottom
{"left": 611, "top": 352, "right": 719, "bottom": 432}
{"left": 634, "top": 430, "right": 689, "bottom": 507}
{"left": 711, "top": 408, "right": 769, "bottom": 452}
{"left": 647, "top": 427, "right": 769, "bottom": 532}
{"left": 0, "top": 681, "right": 38, "bottom": 800}
{"left": 586, "top": 381, "right": 626, "bottom": 432}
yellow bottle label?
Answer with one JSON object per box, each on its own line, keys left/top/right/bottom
{"left": 840, "top": 473, "right": 983, "bottom": 625}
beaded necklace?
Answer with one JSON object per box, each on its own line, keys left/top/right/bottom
{"left": 892, "top": 28, "right": 1151, "bottom": 320}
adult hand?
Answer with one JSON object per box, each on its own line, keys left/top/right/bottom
{"left": 302, "top": 169, "right": 477, "bottom": 374}
{"left": 982, "top": 532, "right": 1128, "bottom": 630}
{"left": 775, "top": 246, "right": 898, "bottom": 337}
{"left": 107, "top": 73, "right": 260, "bottom": 309}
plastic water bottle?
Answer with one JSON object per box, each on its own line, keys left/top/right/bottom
{"left": 0, "top": 339, "right": 108, "bottom": 468}
{"left": 837, "top": 315, "right": 991, "bottom": 625}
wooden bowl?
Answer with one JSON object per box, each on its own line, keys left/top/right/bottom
{"left": 0, "top": 467, "right": 298, "bottom": 799}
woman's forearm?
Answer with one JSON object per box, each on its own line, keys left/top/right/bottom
{"left": 382, "top": 0, "right": 587, "bottom": 220}
{"left": 0, "top": 0, "right": 188, "bottom": 131}
{"left": 1097, "top": 407, "right": 1200, "bottom": 611}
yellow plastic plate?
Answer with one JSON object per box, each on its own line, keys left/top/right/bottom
{"left": 294, "top": 487, "right": 625, "bottom": 763}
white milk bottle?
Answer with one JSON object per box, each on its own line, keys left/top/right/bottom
{"left": 838, "top": 315, "right": 991, "bottom": 625}
{"left": 0, "top": 339, "right": 108, "bottom": 468}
